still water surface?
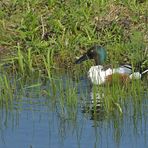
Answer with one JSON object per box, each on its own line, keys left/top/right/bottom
{"left": 0, "top": 75, "right": 147, "bottom": 148}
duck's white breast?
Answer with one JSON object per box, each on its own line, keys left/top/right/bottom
{"left": 88, "top": 65, "right": 113, "bottom": 85}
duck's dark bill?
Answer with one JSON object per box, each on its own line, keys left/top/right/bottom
{"left": 75, "top": 54, "right": 89, "bottom": 64}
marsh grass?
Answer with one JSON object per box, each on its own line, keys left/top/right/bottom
{"left": 0, "top": 66, "right": 146, "bottom": 123}
{"left": 89, "top": 78, "right": 146, "bottom": 117}
{"left": 43, "top": 48, "right": 54, "bottom": 78}
{"left": 47, "top": 75, "right": 78, "bottom": 120}
{"left": 0, "top": 0, "right": 147, "bottom": 119}
{"left": 0, "top": 0, "right": 148, "bottom": 73}
{"left": 0, "top": 73, "right": 13, "bottom": 109}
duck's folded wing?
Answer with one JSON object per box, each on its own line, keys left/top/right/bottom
{"left": 113, "top": 65, "right": 132, "bottom": 75}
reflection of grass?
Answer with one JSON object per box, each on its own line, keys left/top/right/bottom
{"left": 0, "top": 0, "right": 147, "bottom": 74}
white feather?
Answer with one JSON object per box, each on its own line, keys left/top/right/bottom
{"left": 129, "top": 72, "right": 141, "bottom": 79}
{"left": 88, "top": 65, "right": 113, "bottom": 85}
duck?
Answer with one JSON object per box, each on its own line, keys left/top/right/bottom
{"left": 75, "top": 45, "right": 147, "bottom": 85}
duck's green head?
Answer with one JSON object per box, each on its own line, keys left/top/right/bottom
{"left": 75, "top": 45, "right": 107, "bottom": 65}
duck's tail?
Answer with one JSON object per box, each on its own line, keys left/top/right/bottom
{"left": 138, "top": 59, "right": 148, "bottom": 78}
{"left": 141, "top": 69, "right": 148, "bottom": 79}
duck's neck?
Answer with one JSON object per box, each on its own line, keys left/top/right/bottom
{"left": 95, "top": 58, "right": 100, "bottom": 65}
{"left": 94, "top": 57, "right": 104, "bottom": 66}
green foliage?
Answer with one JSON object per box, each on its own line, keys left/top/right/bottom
{"left": 0, "top": 0, "right": 147, "bottom": 73}
{"left": 0, "top": 0, "right": 147, "bottom": 123}
{"left": 0, "top": 73, "right": 13, "bottom": 106}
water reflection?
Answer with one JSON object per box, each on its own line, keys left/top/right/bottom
{"left": 0, "top": 74, "right": 147, "bottom": 148}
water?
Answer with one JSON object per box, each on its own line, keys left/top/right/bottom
{"left": 0, "top": 75, "right": 147, "bottom": 148}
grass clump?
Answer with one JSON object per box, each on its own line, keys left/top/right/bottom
{"left": 0, "top": 73, "right": 13, "bottom": 107}
{"left": 0, "top": 0, "right": 147, "bottom": 75}
{"left": 87, "top": 78, "right": 146, "bottom": 117}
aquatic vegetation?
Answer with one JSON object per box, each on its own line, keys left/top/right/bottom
{"left": 0, "top": 0, "right": 147, "bottom": 125}
{"left": 0, "top": 2, "right": 147, "bottom": 148}
{"left": 0, "top": 73, "right": 14, "bottom": 109}
{"left": 0, "top": 67, "right": 147, "bottom": 148}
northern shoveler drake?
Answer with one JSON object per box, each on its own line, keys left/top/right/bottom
{"left": 75, "top": 45, "right": 148, "bottom": 85}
